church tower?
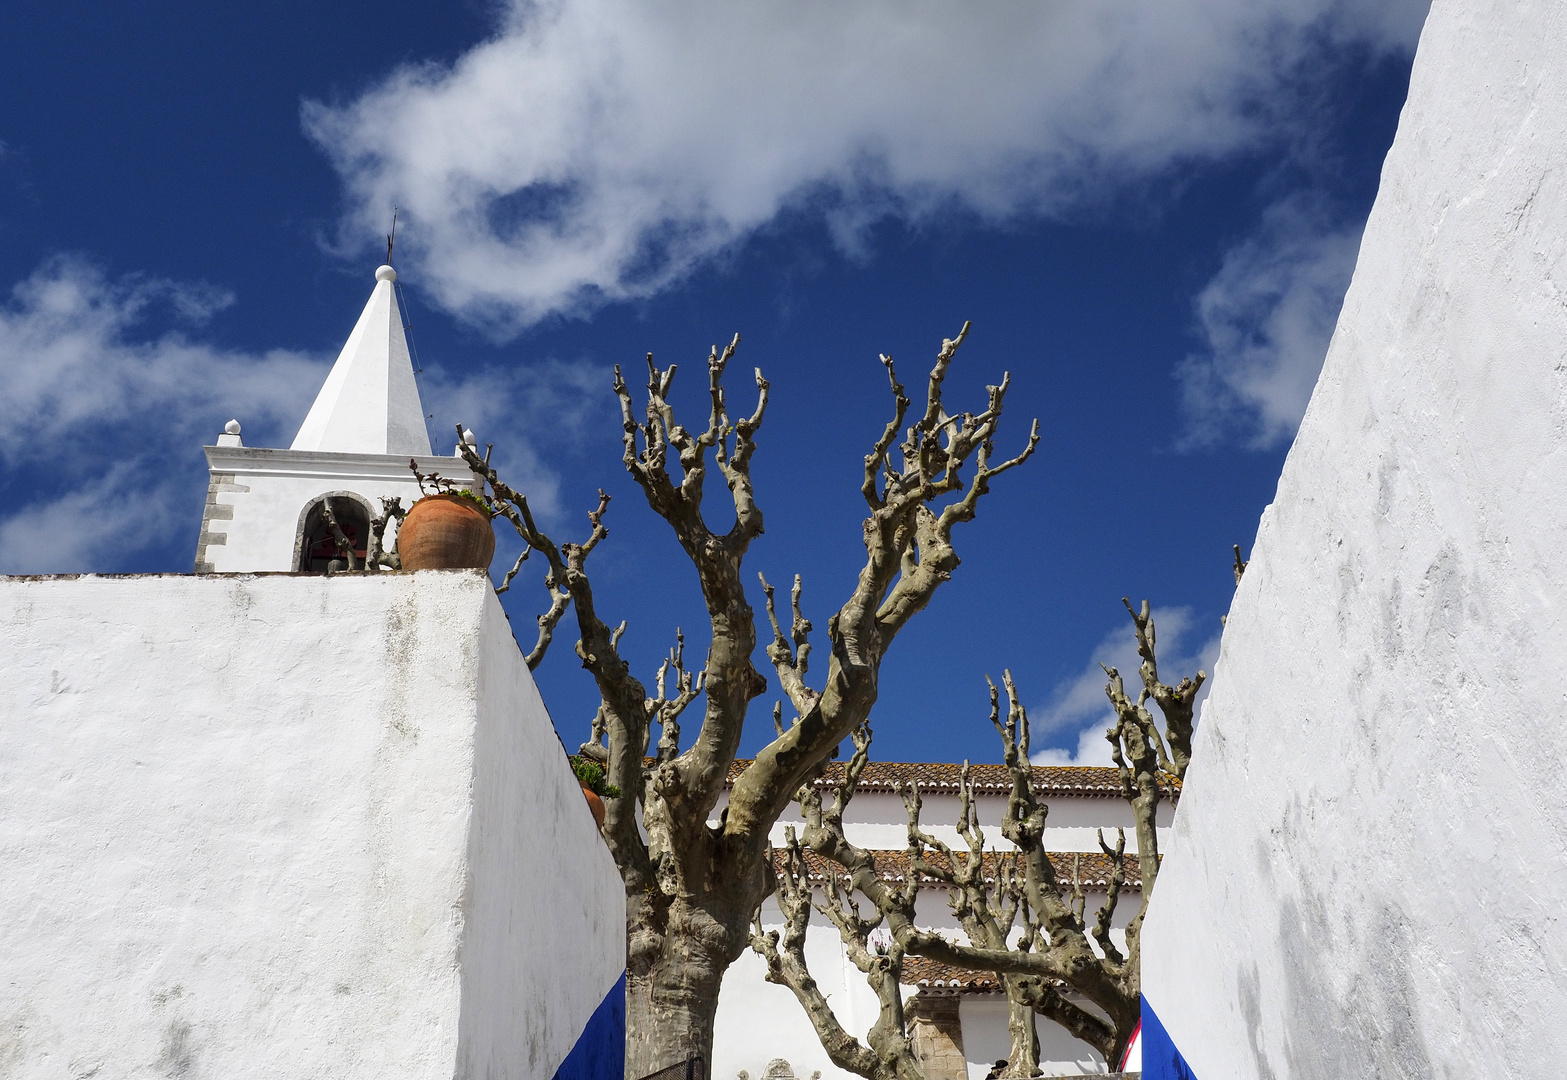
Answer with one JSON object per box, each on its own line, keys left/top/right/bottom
{"left": 194, "top": 265, "right": 476, "bottom": 573}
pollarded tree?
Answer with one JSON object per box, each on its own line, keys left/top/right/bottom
{"left": 455, "top": 324, "right": 1038, "bottom": 1077}
{"left": 749, "top": 727, "right": 924, "bottom": 1080}
{"left": 757, "top": 599, "right": 1201, "bottom": 1071}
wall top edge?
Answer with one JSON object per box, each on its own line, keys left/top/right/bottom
{"left": 203, "top": 446, "right": 468, "bottom": 478}
{"left": 0, "top": 569, "right": 493, "bottom": 583}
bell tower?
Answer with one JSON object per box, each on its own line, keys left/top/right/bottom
{"left": 194, "top": 265, "right": 477, "bottom": 573}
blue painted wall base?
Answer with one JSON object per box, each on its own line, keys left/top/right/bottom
{"left": 553, "top": 971, "right": 627, "bottom": 1080}
{"left": 1141, "top": 996, "right": 1199, "bottom": 1080}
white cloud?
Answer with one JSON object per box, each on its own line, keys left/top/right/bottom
{"left": 1029, "top": 605, "right": 1221, "bottom": 767}
{"left": 1031, "top": 723, "right": 1121, "bottom": 769}
{"left": 1178, "top": 196, "right": 1365, "bottom": 448}
{"left": 305, "top": 0, "right": 1426, "bottom": 333}
{"left": 0, "top": 467, "right": 183, "bottom": 575}
{"left": 0, "top": 256, "right": 328, "bottom": 572}
{"left": 0, "top": 255, "right": 322, "bottom": 460}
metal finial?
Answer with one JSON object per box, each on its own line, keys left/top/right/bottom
{"left": 386, "top": 205, "right": 399, "bottom": 265}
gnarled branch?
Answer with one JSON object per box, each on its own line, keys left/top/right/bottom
{"left": 730, "top": 325, "right": 1040, "bottom": 846}
{"left": 367, "top": 496, "right": 404, "bottom": 570}
{"left": 750, "top": 830, "right": 911, "bottom": 1080}
{"left": 1121, "top": 598, "right": 1204, "bottom": 780}
{"left": 319, "top": 497, "right": 358, "bottom": 572}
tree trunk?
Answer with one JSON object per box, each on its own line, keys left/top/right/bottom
{"left": 625, "top": 895, "right": 752, "bottom": 1079}
{"left": 625, "top": 970, "right": 722, "bottom": 1080}
{"left": 1001, "top": 979, "right": 1041, "bottom": 1079}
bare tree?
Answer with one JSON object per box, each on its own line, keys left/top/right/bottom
{"left": 770, "top": 601, "right": 1201, "bottom": 1071}
{"left": 750, "top": 728, "right": 923, "bottom": 1080}
{"left": 456, "top": 325, "right": 1038, "bottom": 1075}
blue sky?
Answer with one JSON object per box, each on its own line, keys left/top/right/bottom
{"left": 0, "top": 0, "right": 1427, "bottom": 765}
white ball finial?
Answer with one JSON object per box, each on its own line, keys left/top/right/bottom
{"left": 224, "top": 419, "right": 241, "bottom": 435}
{"left": 375, "top": 264, "right": 397, "bottom": 283}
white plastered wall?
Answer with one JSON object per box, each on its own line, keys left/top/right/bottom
{"left": 0, "top": 570, "right": 623, "bottom": 1079}
{"left": 959, "top": 998, "right": 1105, "bottom": 1080}
{"left": 713, "top": 790, "right": 1173, "bottom": 854}
{"left": 198, "top": 447, "right": 477, "bottom": 573}
{"left": 1141, "top": 1, "right": 1567, "bottom": 1076}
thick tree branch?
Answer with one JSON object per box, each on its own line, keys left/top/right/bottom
{"left": 612, "top": 342, "right": 769, "bottom": 841}
{"left": 1091, "top": 830, "right": 1127, "bottom": 967}
{"left": 760, "top": 572, "right": 819, "bottom": 716}
{"left": 367, "top": 496, "right": 404, "bottom": 570}
{"left": 750, "top": 832, "right": 916, "bottom": 1080}
{"left": 862, "top": 354, "right": 911, "bottom": 511}
{"left": 730, "top": 325, "right": 1039, "bottom": 845}
{"left": 1121, "top": 598, "right": 1203, "bottom": 780}
{"left": 1101, "top": 665, "right": 1163, "bottom": 904}
{"left": 318, "top": 497, "right": 359, "bottom": 572}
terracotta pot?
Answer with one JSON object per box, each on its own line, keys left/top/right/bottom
{"left": 398, "top": 493, "right": 496, "bottom": 571}
{"left": 580, "top": 783, "right": 606, "bottom": 830}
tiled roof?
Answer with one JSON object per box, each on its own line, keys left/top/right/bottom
{"left": 898, "top": 956, "right": 1006, "bottom": 993}
{"left": 773, "top": 847, "right": 1143, "bottom": 892}
{"left": 728, "top": 759, "right": 1137, "bottom": 797}
{"left": 897, "top": 958, "right": 1085, "bottom": 996}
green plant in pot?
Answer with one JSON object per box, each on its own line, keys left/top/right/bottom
{"left": 569, "top": 755, "right": 621, "bottom": 830}
{"left": 398, "top": 461, "right": 498, "bottom": 571}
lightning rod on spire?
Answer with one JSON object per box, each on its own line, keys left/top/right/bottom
{"left": 386, "top": 205, "right": 398, "bottom": 266}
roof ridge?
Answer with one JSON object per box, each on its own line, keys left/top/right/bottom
{"left": 716, "top": 757, "right": 1176, "bottom": 798}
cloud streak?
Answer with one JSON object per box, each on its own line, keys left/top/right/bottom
{"left": 305, "top": 0, "right": 1426, "bottom": 333}
{"left": 0, "top": 256, "right": 326, "bottom": 572}
{"left": 1178, "top": 196, "right": 1366, "bottom": 448}
{"left": 0, "top": 256, "right": 322, "bottom": 460}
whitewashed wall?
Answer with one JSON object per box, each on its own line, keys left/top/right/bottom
{"left": 713, "top": 790, "right": 1173, "bottom": 854}
{"left": 199, "top": 446, "right": 477, "bottom": 573}
{"left": 959, "top": 998, "right": 1104, "bottom": 1080}
{"left": 0, "top": 571, "right": 623, "bottom": 1079}
{"left": 1142, "top": 1, "right": 1567, "bottom": 1076}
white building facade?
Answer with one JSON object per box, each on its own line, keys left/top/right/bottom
{"left": 714, "top": 761, "right": 1172, "bottom": 1080}
{"left": 0, "top": 264, "right": 627, "bottom": 1079}
{"left": 0, "top": 572, "right": 625, "bottom": 1079}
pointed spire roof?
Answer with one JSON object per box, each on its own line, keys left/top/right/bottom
{"left": 291, "top": 265, "right": 433, "bottom": 456}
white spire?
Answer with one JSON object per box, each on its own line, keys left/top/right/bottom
{"left": 291, "top": 265, "right": 433, "bottom": 456}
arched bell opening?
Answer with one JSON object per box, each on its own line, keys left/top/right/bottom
{"left": 294, "top": 493, "right": 374, "bottom": 573}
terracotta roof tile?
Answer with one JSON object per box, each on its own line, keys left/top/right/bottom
{"left": 773, "top": 847, "right": 1142, "bottom": 892}
{"left": 898, "top": 956, "right": 1006, "bottom": 992}
{"left": 724, "top": 759, "right": 1179, "bottom": 798}
{"left": 897, "top": 958, "right": 1086, "bottom": 995}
